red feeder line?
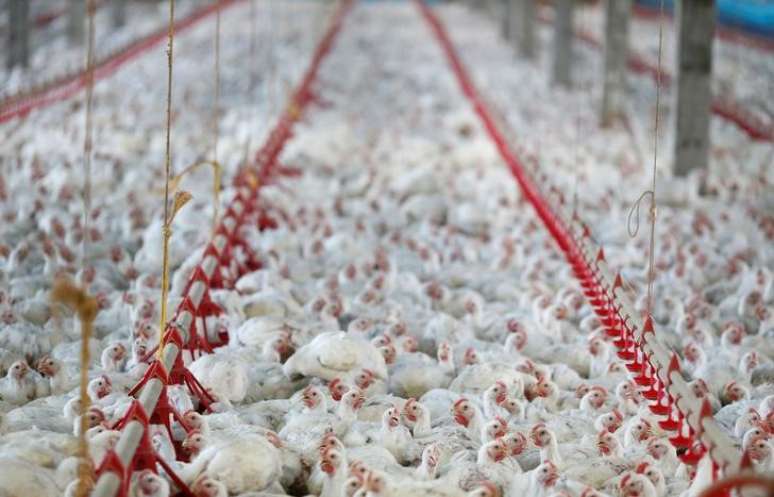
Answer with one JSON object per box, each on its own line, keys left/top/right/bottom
{"left": 90, "top": 1, "right": 353, "bottom": 495}
{"left": 0, "top": 0, "right": 245, "bottom": 124}
{"left": 569, "top": 223, "right": 738, "bottom": 470}
{"left": 415, "top": 0, "right": 741, "bottom": 478}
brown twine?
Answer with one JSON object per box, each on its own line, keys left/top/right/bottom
{"left": 212, "top": 1, "right": 222, "bottom": 233}
{"left": 51, "top": 277, "right": 98, "bottom": 497}
{"left": 158, "top": 0, "right": 176, "bottom": 360}
{"left": 627, "top": 0, "right": 665, "bottom": 316}
{"left": 249, "top": 0, "right": 257, "bottom": 95}
{"left": 213, "top": 1, "right": 221, "bottom": 169}
{"left": 74, "top": 5, "right": 97, "bottom": 492}
{"left": 157, "top": 190, "right": 191, "bottom": 361}
{"left": 267, "top": 0, "right": 277, "bottom": 118}
{"left": 572, "top": 1, "right": 591, "bottom": 218}
{"left": 244, "top": 0, "right": 258, "bottom": 159}
{"left": 168, "top": 159, "right": 220, "bottom": 227}
{"left": 81, "top": 0, "right": 97, "bottom": 285}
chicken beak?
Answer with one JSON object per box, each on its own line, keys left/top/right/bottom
{"left": 321, "top": 461, "right": 335, "bottom": 475}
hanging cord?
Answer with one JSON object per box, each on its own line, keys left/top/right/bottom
{"left": 158, "top": 0, "right": 176, "bottom": 360}
{"left": 571, "top": 2, "right": 590, "bottom": 218}
{"left": 211, "top": 1, "right": 222, "bottom": 233}
{"left": 244, "top": 0, "right": 257, "bottom": 158}
{"left": 627, "top": 0, "right": 665, "bottom": 315}
{"left": 51, "top": 278, "right": 98, "bottom": 497}
{"left": 267, "top": 0, "right": 277, "bottom": 118}
{"left": 249, "top": 0, "right": 257, "bottom": 96}
{"left": 167, "top": 160, "right": 219, "bottom": 226}
{"left": 571, "top": 111, "right": 581, "bottom": 216}
{"left": 157, "top": 191, "right": 191, "bottom": 362}
{"left": 81, "top": 0, "right": 97, "bottom": 285}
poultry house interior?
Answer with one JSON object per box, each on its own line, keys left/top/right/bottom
{"left": 0, "top": 1, "right": 773, "bottom": 497}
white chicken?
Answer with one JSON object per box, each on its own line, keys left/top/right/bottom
{"left": 283, "top": 331, "right": 388, "bottom": 381}
{"left": 0, "top": 360, "right": 38, "bottom": 404}
{"left": 188, "top": 351, "right": 249, "bottom": 405}
{"left": 180, "top": 429, "right": 284, "bottom": 494}
{"left": 508, "top": 461, "right": 562, "bottom": 497}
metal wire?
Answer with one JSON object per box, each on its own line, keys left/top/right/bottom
{"left": 644, "top": 0, "right": 665, "bottom": 315}
{"left": 628, "top": 0, "right": 665, "bottom": 315}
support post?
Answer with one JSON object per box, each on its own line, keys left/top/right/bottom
{"left": 552, "top": 0, "right": 574, "bottom": 87}
{"left": 7, "top": 0, "right": 30, "bottom": 69}
{"left": 516, "top": 0, "right": 536, "bottom": 58}
{"left": 111, "top": 0, "right": 127, "bottom": 28}
{"left": 600, "top": 0, "right": 631, "bottom": 126}
{"left": 485, "top": 0, "right": 500, "bottom": 21}
{"left": 673, "top": 0, "right": 715, "bottom": 177}
{"left": 502, "top": 0, "right": 512, "bottom": 39}
{"left": 68, "top": 0, "right": 86, "bottom": 45}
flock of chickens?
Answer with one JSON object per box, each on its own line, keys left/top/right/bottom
{"left": 0, "top": 2, "right": 773, "bottom": 497}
